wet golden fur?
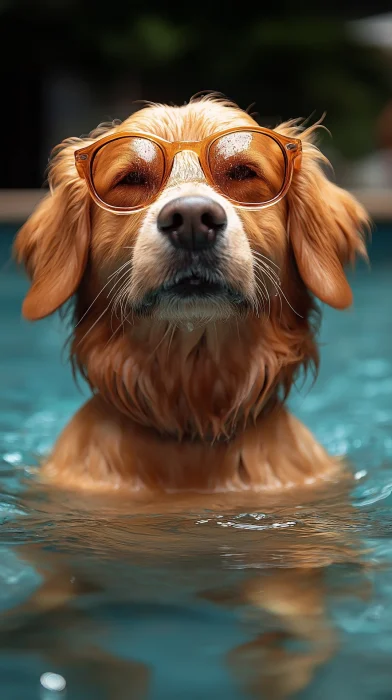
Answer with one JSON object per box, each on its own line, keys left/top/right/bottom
{"left": 14, "top": 96, "right": 369, "bottom": 493}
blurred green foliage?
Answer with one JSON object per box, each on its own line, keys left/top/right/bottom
{"left": 0, "top": 0, "right": 391, "bottom": 161}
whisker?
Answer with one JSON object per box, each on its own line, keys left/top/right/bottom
{"left": 112, "top": 279, "right": 132, "bottom": 322}
{"left": 107, "top": 271, "right": 136, "bottom": 327}
{"left": 166, "top": 323, "right": 177, "bottom": 359}
{"left": 119, "top": 284, "right": 131, "bottom": 323}
{"left": 75, "top": 261, "right": 133, "bottom": 328}
{"left": 255, "top": 276, "right": 270, "bottom": 317}
{"left": 256, "top": 261, "right": 302, "bottom": 318}
{"left": 107, "top": 259, "right": 133, "bottom": 281}
{"left": 109, "top": 268, "right": 135, "bottom": 305}
{"left": 107, "top": 267, "right": 133, "bottom": 299}
{"left": 75, "top": 278, "right": 117, "bottom": 328}
{"left": 76, "top": 305, "right": 111, "bottom": 347}
{"left": 147, "top": 323, "right": 173, "bottom": 361}
{"left": 256, "top": 264, "right": 282, "bottom": 314}
{"left": 251, "top": 251, "right": 280, "bottom": 269}
{"left": 252, "top": 253, "right": 281, "bottom": 284}
{"left": 103, "top": 314, "right": 128, "bottom": 350}
{"left": 252, "top": 260, "right": 270, "bottom": 315}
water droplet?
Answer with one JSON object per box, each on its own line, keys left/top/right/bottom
{"left": 354, "top": 469, "right": 367, "bottom": 480}
{"left": 40, "top": 672, "right": 66, "bottom": 692}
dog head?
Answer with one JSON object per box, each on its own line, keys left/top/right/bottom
{"left": 15, "top": 96, "right": 369, "bottom": 437}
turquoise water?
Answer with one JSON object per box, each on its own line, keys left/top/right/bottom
{"left": 1, "top": 225, "right": 392, "bottom": 699}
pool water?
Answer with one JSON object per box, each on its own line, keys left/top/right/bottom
{"left": 1, "top": 225, "right": 392, "bottom": 700}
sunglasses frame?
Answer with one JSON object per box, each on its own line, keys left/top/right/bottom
{"left": 74, "top": 126, "right": 302, "bottom": 214}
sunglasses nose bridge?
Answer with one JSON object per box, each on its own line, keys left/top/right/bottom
{"left": 167, "top": 147, "right": 206, "bottom": 185}
{"left": 171, "top": 140, "right": 201, "bottom": 153}
{"left": 170, "top": 142, "right": 203, "bottom": 168}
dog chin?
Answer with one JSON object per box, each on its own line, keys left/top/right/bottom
{"left": 152, "top": 296, "right": 241, "bottom": 323}
{"left": 133, "top": 287, "right": 248, "bottom": 323}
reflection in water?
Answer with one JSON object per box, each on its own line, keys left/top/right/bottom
{"left": 0, "top": 479, "right": 376, "bottom": 700}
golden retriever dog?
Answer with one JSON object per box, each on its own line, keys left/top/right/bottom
{"left": 14, "top": 94, "right": 369, "bottom": 494}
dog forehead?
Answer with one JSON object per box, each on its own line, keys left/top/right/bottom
{"left": 120, "top": 101, "right": 255, "bottom": 142}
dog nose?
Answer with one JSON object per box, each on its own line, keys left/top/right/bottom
{"left": 157, "top": 196, "right": 227, "bottom": 251}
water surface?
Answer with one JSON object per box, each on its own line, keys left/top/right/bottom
{"left": 1, "top": 226, "right": 392, "bottom": 699}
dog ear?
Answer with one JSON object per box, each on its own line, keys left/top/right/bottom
{"left": 284, "top": 124, "right": 369, "bottom": 309}
{"left": 14, "top": 142, "right": 90, "bottom": 321}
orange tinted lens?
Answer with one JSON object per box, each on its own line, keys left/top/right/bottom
{"left": 208, "top": 131, "right": 286, "bottom": 204}
{"left": 92, "top": 137, "right": 165, "bottom": 209}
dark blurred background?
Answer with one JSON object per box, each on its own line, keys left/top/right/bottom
{"left": 1, "top": 1, "right": 392, "bottom": 193}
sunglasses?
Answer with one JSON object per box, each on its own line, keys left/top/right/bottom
{"left": 74, "top": 126, "right": 302, "bottom": 215}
